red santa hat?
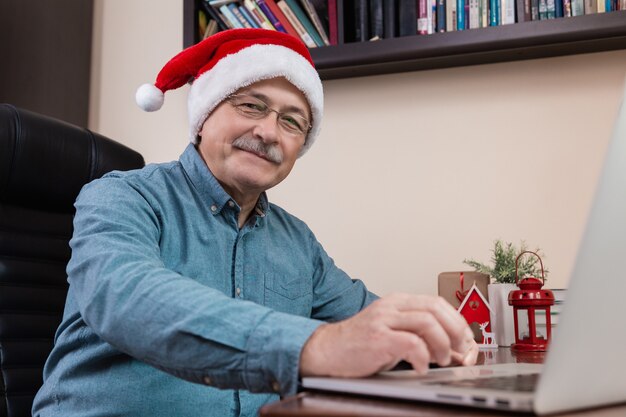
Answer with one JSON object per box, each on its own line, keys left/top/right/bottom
{"left": 136, "top": 29, "right": 323, "bottom": 156}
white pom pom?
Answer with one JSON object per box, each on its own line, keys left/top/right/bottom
{"left": 135, "top": 83, "right": 164, "bottom": 112}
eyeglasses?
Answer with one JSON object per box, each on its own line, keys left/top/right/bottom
{"left": 226, "top": 94, "right": 312, "bottom": 137}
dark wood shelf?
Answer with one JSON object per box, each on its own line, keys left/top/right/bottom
{"left": 184, "top": 1, "right": 626, "bottom": 81}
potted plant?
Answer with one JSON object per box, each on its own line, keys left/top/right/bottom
{"left": 463, "top": 240, "right": 548, "bottom": 346}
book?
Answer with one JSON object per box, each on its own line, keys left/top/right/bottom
{"left": 446, "top": 0, "right": 457, "bottom": 31}
{"left": 418, "top": 0, "right": 428, "bottom": 34}
{"left": 398, "top": 0, "right": 417, "bottom": 36}
{"left": 465, "top": 0, "right": 470, "bottom": 28}
{"left": 353, "top": 0, "right": 369, "bottom": 41}
{"left": 457, "top": 0, "right": 465, "bottom": 30}
{"left": 383, "top": 0, "right": 397, "bottom": 38}
{"left": 299, "top": 0, "right": 331, "bottom": 45}
{"left": 555, "top": 0, "right": 564, "bottom": 17}
{"left": 277, "top": 0, "right": 317, "bottom": 46}
{"left": 220, "top": 4, "right": 244, "bottom": 27}
{"left": 469, "top": 0, "right": 479, "bottom": 28}
{"left": 204, "top": 19, "right": 219, "bottom": 38}
{"left": 598, "top": 0, "right": 606, "bottom": 11}
{"left": 263, "top": 0, "right": 300, "bottom": 37}
{"left": 539, "top": 0, "right": 547, "bottom": 19}
{"left": 427, "top": 0, "right": 434, "bottom": 33}
{"left": 254, "top": 0, "right": 287, "bottom": 32}
{"left": 571, "top": 0, "right": 584, "bottom": 14}
{"left": 531, "top": 0, "right": 539, "bottom": 19}
{"left": 546, "top": 0, "right": 556, "bottom": 17}
{"left": 328, "top": 0, "right": 339, "bottom": 44}
{"left": 369, "top": 0, "right": 384, "bottom": 39}
{"left": 436, "top": 0, "right": 446, "bottom": 32}
{"left": 229, "top": 3, "right": 253, "bottom": 27}
{"left": 502, "top": 0, "right": 516, "bottom": 23}
{"left": 563, "top": 0, "right": 572, "bottom": 15}
{"left": 283, "top": 0, "right": 325, "bottom": 45}
{"left": 200, "top": 1, "right": 230, "bottom": 31}
{"left": 516, "top": 0, "right": 531, "bottom": 21}
{"left": 480, "top": 0, "right": 488, "bottom": 26}
{"left": 584, "top": 0, "right": 597, "bottom": 12}
{"left": 239, "top": 5, "right": 261, "bottom": 27}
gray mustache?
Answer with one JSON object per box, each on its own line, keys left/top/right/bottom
{"left": 232, "top": 137, "right": 283, "bottom": 164}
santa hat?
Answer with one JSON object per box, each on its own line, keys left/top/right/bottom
{"left": 136, "top": 28, "right": 323, "bottom": 156}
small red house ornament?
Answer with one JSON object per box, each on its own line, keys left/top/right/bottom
{"left": 457, "top": 283, "right": 497, "bottom": 348}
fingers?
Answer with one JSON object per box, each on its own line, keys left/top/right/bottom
{"left": 386, "top": 331, "right": 430, "bottom": 374}
{"left": 385, "top": 311, "right": 452, "bottom": 366}
{"left": 379, "top": 294, "right": 475, "bottom": 357}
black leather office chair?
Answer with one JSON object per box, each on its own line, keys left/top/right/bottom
{"left": 0, "top": 104, "right": 145, "bottom": 417}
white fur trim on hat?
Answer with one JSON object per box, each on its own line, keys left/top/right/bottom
{"left": 188, "top": 44, "right": 323, "bottom": 157}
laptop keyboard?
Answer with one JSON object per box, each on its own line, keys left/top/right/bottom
{"left": 428, "top": 373, "right": 540, "bottom": 392}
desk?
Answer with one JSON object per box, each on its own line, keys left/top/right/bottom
{"left": 260, "top": 348, "right": 626, "bottom": 417}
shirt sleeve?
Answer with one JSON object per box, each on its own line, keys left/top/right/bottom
{"left": 67, "top": 176, "right": 322, "bottom": 396}
{"left": 307, "top": 230, "right": 379, "bottom": 322}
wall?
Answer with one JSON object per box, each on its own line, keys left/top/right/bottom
{"left": 91, "top": 0, "right": 626, "bottom": 296}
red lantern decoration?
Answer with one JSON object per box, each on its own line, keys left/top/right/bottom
{"left": 508, "top": 251, "right": 555, "bottom": 352}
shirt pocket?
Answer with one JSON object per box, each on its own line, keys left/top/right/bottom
{"left": 264, "top": 273, "right": 312, "bottom": 317}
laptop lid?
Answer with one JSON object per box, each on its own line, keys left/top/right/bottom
{"left": 533, "top": 84, "right": 626, "bottom": 414}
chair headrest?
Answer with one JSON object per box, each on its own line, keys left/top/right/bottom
{"left": 0, "top": 104, "right": 145, "bottom": 213}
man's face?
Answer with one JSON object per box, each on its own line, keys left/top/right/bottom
{"left": 197, "top": 77, "right": 310, "bottom": 199}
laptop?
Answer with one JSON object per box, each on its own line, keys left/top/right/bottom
{"left": 302, "top": 84, "right": 626, "bottom": 415}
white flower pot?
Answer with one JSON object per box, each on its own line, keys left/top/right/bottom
{"left": 488, "top": 283, "right": 517, "bottom": 346}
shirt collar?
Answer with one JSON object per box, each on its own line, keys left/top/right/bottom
{"left": 179, "top": 143, "right": 270, "bottom": 217}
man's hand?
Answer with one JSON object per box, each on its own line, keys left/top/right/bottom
{"left": 300, "top": 293, "right": 478, "bottom": 377}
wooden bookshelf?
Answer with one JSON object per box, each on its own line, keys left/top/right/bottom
{"left": 183, "top": 1, "right": 626, "bottom": 80}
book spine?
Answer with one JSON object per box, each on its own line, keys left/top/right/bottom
{"left": 437, "top": 0, "right": 446, "bottom": 31}
{"left": 584, "top": 0, "right": 598, "bottom": 12}
{"left": 546, "top": 0, "right": 556, "bottom": 16}
{"left": 383, "top": 0, "right": 397, "bottom": 38}
{"left": 336, "top": 0, "right": 344, "bottom": 44}
{"left": 563, "top": 0, "right": 572, "bottom": 15}
{"left": 300, "top": 0, "right": 331, "bottom": 44}
{"left": 256, "top": 0, "right": 287, "bottom": 31}
{"left": 598, "top": 0, "right": 606, "bottom": 11}
{"left": 539, "top": 0, "right": 547, "bottom": 18}
{"left": 446, "top": 0, "right": 457, "bottom": 31}
{"left": 531, "top": 0, "right": 540, "bottom": 19}
{"left": 328, "top": 0, "right": 338, "bottom": 43}
{"left": 398, "top": 0, "right": 417, "bottom": 36}
{"left": 571, "top": 0, "right": 584, "bottom": 14}
{"left": 369, "top": 0, "right": 384, "bottom": 39}
{"left": 419, "top": 0, "right": 429, "bottom": 34}
{"left": 220, "top": 4, "right": 244, "bottom": 27}
{"left": 265, "top": 0, "right": 300, "bottom": 37}
{"left": 277, "top": 0, "right": 317, "bottom": 46}
{"left": 457, "top": 0, "right": 465, "bottom": 29}
{"left": 555, "top": 0, "right": 564, "bottom": 16}
{"left": 353, "top": 0, "right": 369, "bottom": 41}
{"left": 284, "top": 0, "right": 325, "bottom": 45}
{"left": 426, "top": 0, "right": 434, "bottom": 33}
{"left": 200, "top": 1, "right": 230, "bottom": 31}
{"left": 469, "top": 0, "right": 479, "bottom": 28}
{"left": 229, "top": 3, "right": 253, "bottom": 27}
{"left": 465, "top": 0, "right": 470, "bottom": 28}
{"left": 489, "top": 0, "right": 497, "bottom": 24}
{"left": 239, "top": 5, "right": 260, "bottom": 27}
{"left": 502, "top": 0, "right": 515, "bottom": 22}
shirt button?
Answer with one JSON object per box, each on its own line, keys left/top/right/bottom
{"left": 235, "top": 287, "right": 241, "bottom": 297}
{"left": 271, "top": 381, "right": 280, "bottom": 392}
{"left": 203, "top": 376, "right": 212, "bottom": 385}
{"left": 210, "top": 204, "right": 217, "bottom": 213}
{"left": 228, "top": 200, "right": 235, "bottom": 207}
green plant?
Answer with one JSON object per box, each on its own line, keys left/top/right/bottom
{"left": 463, "top": 240, "right": 548, "bottom": 284}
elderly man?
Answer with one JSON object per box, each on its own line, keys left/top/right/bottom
{"left": 32, "top": 29, "right": 477, "bottom": 417}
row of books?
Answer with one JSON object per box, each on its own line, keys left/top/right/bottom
{"left": 198, "top": 0, "right": 331, "bottom": 47}
{"left": 197, "top": 0, "right": 626, "bottom": 46}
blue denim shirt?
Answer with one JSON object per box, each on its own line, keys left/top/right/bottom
{"left": 32, "top": 144, "right": 377, "bottom": 417}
